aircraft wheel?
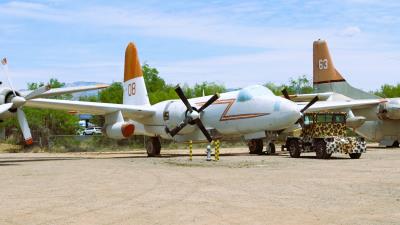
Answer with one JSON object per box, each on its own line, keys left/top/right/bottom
{"left": 287, "top": 139, "right": 301, "bottom": 158}
{"left": 146, "top": 137, "right": 161, "bottom": 157}
{"left": 349, "top": 153, "right": 362, "bottom": 159}
{"left": 269, "top": 143, "right": 276, "bottom": 154}
{"left": 248, "top": 139, "right": 263, "bottom": 154}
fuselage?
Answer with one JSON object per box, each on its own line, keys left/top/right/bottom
{"left": 134, "top": 85, "right": 301, "bottom": 142}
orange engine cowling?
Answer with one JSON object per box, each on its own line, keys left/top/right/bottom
{"left": 104, "top": 122, "right": 135, "bottom": 139}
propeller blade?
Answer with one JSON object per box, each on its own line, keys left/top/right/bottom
{"left": 168, "top": 121, "right": 188, "bottom": 137}
{"left": 0, "top": 103, "right": 13, "bottom": 114}
{"left": 175, "top": 85, "right": 193, "bottom": 112}
{"left": 300, "top": 96, "right": 319, "bottom": 113}
{"left": 16, "top": 109, "right": 33, "bottom": 145}
{"left": 1, "top": 57, "right": 17, "bottom": 97}
{"left": 24, "top": 84, "right": 51, "bottom": 100}
{"left": 193, "top": 118, "right": 213, "bottom": 142}
{"left": 282, "top": 89, "right": 291, "bottom": 100}
{"left": 198, "top": 93, "right": 220, "bottom": 113}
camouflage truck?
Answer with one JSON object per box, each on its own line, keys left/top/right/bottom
{"left": 285, "top": 112, "right": 366, "bottom": 159}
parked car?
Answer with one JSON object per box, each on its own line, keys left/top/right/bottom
{"left": 82, "top": 127, "right": 103, "bottom": 135}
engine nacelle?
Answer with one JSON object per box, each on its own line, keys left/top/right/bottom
{"left": 104, "top": 122, "right": 135, "bottom": 140}
{"left": 163, "top": 101, "right": 196, "bottom": 135}
{"left": 377, "top": 102, "right": 400, "bottom": 120}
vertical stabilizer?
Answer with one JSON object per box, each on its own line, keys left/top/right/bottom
{"left": 313, "top": 39, "right": 378, "bottom": 99}
{"left": 123, "top": 42, "right": 150, "bottom": 105}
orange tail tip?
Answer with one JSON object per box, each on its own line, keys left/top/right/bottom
{"left": 25, "top": 138, "right": 33, "bottom": 145}
{"left": 313, "top": 39, "right": 345, "bottom": 84}
{"left": 124, "top": 42, "right": 143, "bottom": 82}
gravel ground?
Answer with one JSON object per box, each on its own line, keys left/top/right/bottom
{"left": 0, "top": 145, "right": 399, "bottom": 225}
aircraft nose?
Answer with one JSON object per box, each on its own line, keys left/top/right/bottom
{"left": 281, "top": 99, "right": 302, "bottom": 123}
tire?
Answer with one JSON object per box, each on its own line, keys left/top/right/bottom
{"left": 392, "top": 141, "right": 399, "bottom": 148}
{"left": 83, "top": 132, "right": 87, "bottom": 136}
{"left": 146, "top": 137, "right": 161, "bottom": 157}
{"left": 349, "top": 153, "right": 362, "bottom": 159}
{"left": 315, "top": 140, "right": 330, "bottom": 159}
{"left": 269, "top": 143, "right": 276, "bottom": 154}
{"left": 287, "top": 139, "right": 301, "bottom": 158}
{"left": 248, "top": 139, "right": 263, "bottom": 155}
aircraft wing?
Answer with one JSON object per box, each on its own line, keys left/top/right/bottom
{"left": 25, "top": 98, "right": 155, "bottom": 120}
{"left": 19, "top": 84, "right": 109, "bottom": 98}
{"left": 286, "top": 92, "right": 335, "bottom": 102}
{"left": 298, "top": 99, "right": 386, "bottom": 112}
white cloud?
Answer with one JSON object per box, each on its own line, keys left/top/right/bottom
{"left": 340, "top": 26, "right": 361, "bottom": 37}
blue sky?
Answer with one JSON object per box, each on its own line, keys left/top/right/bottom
{"left": 0, "top": 0, "right": 399, "bottom": 91}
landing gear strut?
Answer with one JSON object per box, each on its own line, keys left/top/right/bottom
{"left": 146, "top": 137, "right": 161, "bottom": 157}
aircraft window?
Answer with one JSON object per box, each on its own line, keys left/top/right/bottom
{"left": 237, "top": 85, "right": 274, "bottom": 102}
{"left": 325, "top": 115, "right": 333, "bottom": 123}
{"left": 304, "top": 115, "right": 313, "bottom": 125}
{"left": 317, "top": 115, "right": 326, "bottom": 123}
{"left": 334, "top": 115, "right": 345, "bottom": 123}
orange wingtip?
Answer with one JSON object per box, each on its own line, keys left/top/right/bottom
{"left": 25, "top": 138, "right": 33, "bottom": 145}
{"left": 124, "top": 42, "right": 143, "bottom": 82}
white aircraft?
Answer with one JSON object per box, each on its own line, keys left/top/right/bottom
{"left": 0, "top": 57, "right": 109, "bottom": 145}
{"left": 308, "top": 40, "right": 400, "bottom": 147}
{"left": 26, "top": 42, "right": 384, "bottom": 156}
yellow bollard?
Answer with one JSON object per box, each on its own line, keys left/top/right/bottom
{"left": 212, "top": 140, "right": 217, "bottom": 161}
{"left": 189, "top": 140, "right": 193, "bottom": 161}
{"left": 216, "top": 140, "right": 220, "bottom": 161}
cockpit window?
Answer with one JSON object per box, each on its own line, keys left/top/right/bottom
{"left": 237, "top": 85, "right": 274, "bottom": 102}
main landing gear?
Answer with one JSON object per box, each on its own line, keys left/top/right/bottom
{"left": 248, "top": 139, "right": 276, "bottom": 155}
{"left": 146, "top": 137, "right": 161, "bottom": 157}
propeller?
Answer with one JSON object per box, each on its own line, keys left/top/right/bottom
{"left": 166, "top": 85, "right": 219, "bottom": 142}
{"left": 282, "top": 88, "right": 291, "bottom": 100}
{"left": 281, "top": 88, "right": 319, "bottom": 126}
{"left": 1, "top": 57, "right": 50, "bottom": 145}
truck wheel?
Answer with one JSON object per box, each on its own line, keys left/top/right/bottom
{"left": 287, "top": 139, "right": 301, "bottom": 158}
{"left": 349, "top": 153, "right": 362, "bottom": 159}
{"left": 248, "top": 139, "right": 263, "bottom": 155}
{"left": 146, "top": 137, "right": 161, "bottom": 157}
{"left": 392, "top": 141, "right": 399, "bottom": 148}
{"left": 315, "top": 140, "right": 330, "bottom": 159}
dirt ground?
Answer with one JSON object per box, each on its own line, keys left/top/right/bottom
{"left": 0, "top": 145, "right": 399, "bottom": 225}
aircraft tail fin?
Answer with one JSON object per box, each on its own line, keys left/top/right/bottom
{"left": 123, "top": 42, "right": 150, "bottom": 105}
{"left": 313, "top": 39, "right": 378, "bottom": 99}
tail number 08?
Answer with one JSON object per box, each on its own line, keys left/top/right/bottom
{"left": 128, "top": 82, "right": 136, "bottom": 96}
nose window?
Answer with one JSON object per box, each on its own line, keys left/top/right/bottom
{"left": 273, "top": 101, "right": 280, "bottom": 112}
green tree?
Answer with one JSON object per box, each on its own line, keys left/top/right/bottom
{"left": 374, "top": 84, "right": 400, "bottom": 98}
{"left": 99, "top": 82, "right": 123, "bottom": 104}
{"left": 264, "top": 75, "right": 313, "bottom": 95}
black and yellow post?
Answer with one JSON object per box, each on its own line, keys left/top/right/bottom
{"left": 215, "top": 140, "right": 220, "bottom": 161}
{"left": 212, "top": 141, "right": 216, "bottom": 161}
{"left": 189, "top": 140, "right": 193, "bottom": 161}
